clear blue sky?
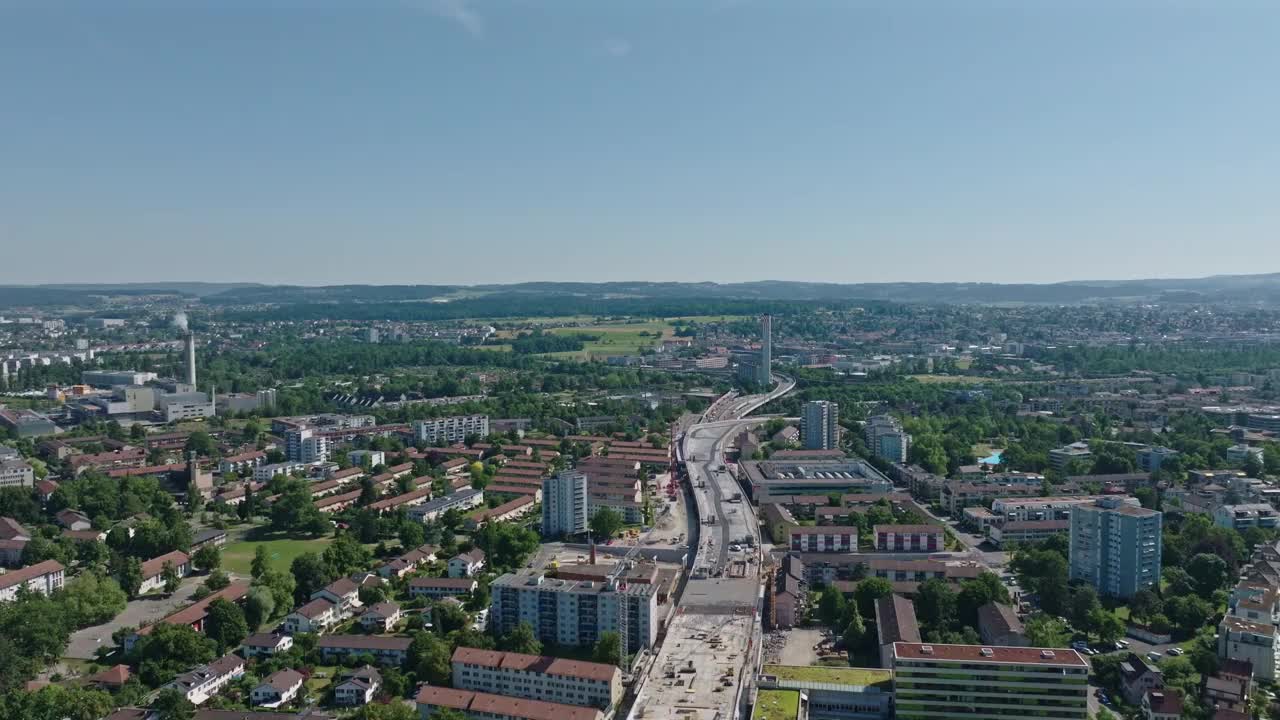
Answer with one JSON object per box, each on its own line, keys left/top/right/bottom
{"left": 2, "top": 1, "right": 1278, "bottom": 286}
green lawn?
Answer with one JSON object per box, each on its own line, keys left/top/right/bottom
{"left": 223, "top": 536, "right": 334, "bottom": 576}
{"left": 753, "top": 690, "right": 800, "bottom": 720}
{"left": 763, "top": 664, "right": 892, "bottom": 689}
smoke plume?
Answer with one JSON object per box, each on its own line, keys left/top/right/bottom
{"left": 173, "top": 312, "right": 189, "bottom": 333}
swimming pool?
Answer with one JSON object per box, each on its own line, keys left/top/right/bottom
{"left": 979, "top": 449, "right": 1004, "bottom": 465}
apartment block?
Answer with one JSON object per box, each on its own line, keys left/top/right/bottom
{"left": 417, "top": 686, "right": 603, "bottom": 720}
{"left": 1215, "top": 503, "right": 1280, "bottom": 531}
{"left": 1218, "top": 616, "right": 1279, "bottom": 681}
{"left": 1069, "top": 497, "right": 1162, "bottom": 599}
{"left": 408, "top": 488, "right": 484, "bottom": 523}
{"left": 286, "top": 428, "right": 330, "bottom": 464}
{"left": 0, "top": 458, "right": 34, "bottom": 488}
{"left": 489, "top": 571, "right": 658, "bottom": 656}
{"left": 873, "top": 525, "right": 942, "bottom": 553}
{"left": 789, "top": 526, "right": 857, "bottom": 553}
{"left": 414, "top": 415, "right": 490, "bottom": 445}
{"left": 451, "top": 647, "right": 623, "bottom": 710}
{"left": 891, "top": 642, "right": 1089, "bottom": 719}
{"left": 542, "top": 471, "right": 588, "bottom": 537}
{"left": 801, "top": 401, "right": 840, "bottom": 451}
{"left": 317, "top": 635, "right": 412, "bottom": 666}
{"left": 166, "top": 653, "right": 246, "bottom": 705}
{"left": 864, "top": 414, "right": 909, "bottom": 464}
{"left": 0, "top": 559, "right": 65, "bottom": 602}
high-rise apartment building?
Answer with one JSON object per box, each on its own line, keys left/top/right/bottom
{"left": 892, "top": 642, "right": 1089, "bottom": 719}
{"left": 864, "top": 414, "right": 910, "bottom": 463}
{"left": 542, "top": 471, "right": 589, "bottom": 537}
{"left": 489, "top": 572, "right": 657, "bottom": 657}
{"left": 1069, "top": 496, "right": 1162, "bottom": 598}
{"left": 414, "top": 415, "right": 489, "bottom": 445}
{"left": 285, "top": 428, "right": 330, "bottom": 464}
{"left": 801, "top": 401, "right": 840, "bottom": 450}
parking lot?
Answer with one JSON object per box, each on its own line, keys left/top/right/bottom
{"left": 64, "top": 575, "right": 205, "bottom": 660}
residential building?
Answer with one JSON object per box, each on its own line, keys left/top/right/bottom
{"left": 414, "top": 415, "right": 490, "bottom": 445}
{"left": 410, "top": 577, "right": 479, "bottom": 599}
{"left": 1215, "top": 503, "right": 1280, "bottom": 531}
{"left": 873, "top": 524, "right": 942, "bottom": 553}
{"left": 417, "top": 687, "right": 603, "bottom": 720}
{"left": 378, "top": 544, "right": 439, "bottom": 579}
{"left": 1137, "top": 447, "right": 1178, "bottom": 473}
{"left": 891, "top": 642, "right": 1089, "bottom": 720}
{"left": 166, "top": 653, "right": 246, "bottom": 705}
{"left": 489, "top": 571, "right": 658, "bottom": 656}
{"left": 543, "top": 471, "right": 588, "bottom": 537}
{"left": 409, "top": 488, "right": 484, "bottom": 523}
{"left": 977, "top": 603, "right": 1026, "bottom": 647}
{"left": 286, "top": 428, "right": 330, "bottom": 464}
{"left": 1142, "top": 689, "right": 1182, "bottom": 720}
{"left": 241, "top": 633, "right": 294, "bottom": 659}
{"left": 254, "top": 461, "right": 306, "bottom": 482}
{"left": 312, "top": 577, "right": 361, "bottom": 617}
{"left": 191, "top": 528, "right": 228, "bottom": 551}
{"left": 138, "top": 550, "right": 190, "bottom": 594}
{"left": 450, "top": 549, "right": 486, "bottom": 578}
{"left": 1069, "top": 496, "right": 1163, "bottom": 599}
{"left": 874, "top": 595, "right": 921, "bottom": 669}
{"left": 317, "top": 635, "right": 412, "bottom": 665}
{"left": 251, "top": 669, "right": 304, "bottom": 709}
{"left": 1218, "top": 616, "right": 1279, "bottom": 681}
{"left": 988, "top": 519, "right": 1071, "bottom": 548}
{"left": 1119, "top": 653, "right": 1164, "bottom": 704}
{"left": 801, "top": 401, "right": 840, "bottom": 451}
{"left": 1049, "top": 442, "right": 1092, "bottom": 471}
{"left": 772, "top": 555, "right": 807, "bottom": 630}
{"left": 864, "top": 414, "right": 910, "bottom": 464}
{"left": 789, "top": 526, "right": 857, "bottom": 553}
{"left": 0, "top": 458, "right": 34, "bottom": 488}
{"left": 1227, "top": 444, "right": 1265, "bottom": 468}
{"left": 0, "top": 559, "right": 65, "bottom": 602}
{"left": 361, "top": 602, "right": 403, "bottom": 633}
{"left": 348, "top": 449, "right": 385, "bottom": 468}
{"left": 451, "top": 647, "right": 623, "bottom": 710}
{"left": 55, "top": 508, "right": 91, "bottom": 530}
{"left": 218, "top": 450, "right": 266, "bottom": 475}
{"left": 334, "top": 666, "right": 382, "bottom": 706}
{"left": 86, "top": 664, "right": 132, "bottom": 691}
{"left": 0, "top": 516, "right": 31, "bottom": 566}
{"left": 283, "top": 598, "right": 338, "bottom": 634}
{"left": 1202, "top": 660, "right": 1252, "bottom": 714}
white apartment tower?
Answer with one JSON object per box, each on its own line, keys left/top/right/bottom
{"left": 801, "top": 400, "right": 840, "bottom": 450}
{"left": 542, "top": 471, "right": 589, "bottom": 537}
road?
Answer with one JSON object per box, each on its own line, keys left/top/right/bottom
{"left": 628, "top": 375, "right": 793, "bottom": 720}
{"left": 65, "top": 574, "right": 205, "bottom": 660}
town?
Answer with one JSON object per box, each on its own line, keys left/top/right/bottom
{"left": 2, "top": 284, "right": 1280, "bottom": 720}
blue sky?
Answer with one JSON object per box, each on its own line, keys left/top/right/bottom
{"left": 2, "top": 1, "right": 1278, "bottom": 285}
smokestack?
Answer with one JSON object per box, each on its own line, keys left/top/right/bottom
{"left": 185, "top": 331, "right": 197, "bottom": 387}
{"left": 761, "top": 314, "right": 772, "bottom": 382}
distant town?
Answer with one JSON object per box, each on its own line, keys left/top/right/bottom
{"left": 3, "top": 281, "right": 1280, "bottom": 720}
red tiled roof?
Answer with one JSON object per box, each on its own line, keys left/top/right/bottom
{"left": 140, "top": 550, "right": 189, "bottom": 579}
{"left": 452, "top": 646, "right": 618, "bottom": 682}
{"left": 0, "top": 559, "right": 63, "bottom": 591}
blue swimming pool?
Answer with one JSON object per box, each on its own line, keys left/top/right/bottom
{"left": 979, "top": 449, "right": 1004, "bottom": 465}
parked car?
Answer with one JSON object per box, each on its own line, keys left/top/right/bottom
{"left": 1168, "top": 647, "right": 1184, "bottom": 656}
{"left": 1147, "top": 651, "right": 1162, "bottom": 661}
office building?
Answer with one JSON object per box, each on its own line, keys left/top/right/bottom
{"left": 864, "top": 415, "right": 910, "bottom": 464}
{"left": 1069, "top": 496, "right": 1162, "bottom": 599}
{"left": 542, "top": 471, "right": 589, "bottom": 537}
{"left": 489, "top": 571, "right": 657, "bottom": 657}
{"left": 286, "top": 428, "right": 330, "bottom": 464}
{"left": 891, "top": 642, "right": 1089, "bottom": 719}
{"left": 801, "top": 401, "right": 840, "bottom": 451}
{"left": 414, "top": 415, "right": 489, "bottom": 445}
{"left": 451, "top": 647, "right": 623, "bottom": 710}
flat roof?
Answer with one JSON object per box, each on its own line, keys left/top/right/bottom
{"left": 892, "top": 642, "right": 1087, "bottom": 667}
{"left": 762, "top": 665, "right": 892, "bottom": 689}
{"left": 752, "top": 690, "right": 800, "bottom": 720}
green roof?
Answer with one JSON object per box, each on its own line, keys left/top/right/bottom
{"left": 753, "top": 690, "right": 800, "bottom": 720}
{"left": 762, "top": 664, "right": 893, "bottom": 689}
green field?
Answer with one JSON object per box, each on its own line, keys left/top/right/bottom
{"left": 223, "top": 536, "right": 334, "bottom": 576}
{"left": 763, "top": 664, "right": 893, "bottom": 689}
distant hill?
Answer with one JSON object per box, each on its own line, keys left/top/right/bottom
{"left": 5, "top": 273, "right": 1280, "bottom": 308}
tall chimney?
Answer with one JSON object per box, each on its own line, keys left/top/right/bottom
{"left": 761, "top": 314, "right": 772, "bottom": 383}
{"left": 185, "top": 331, "right": 197, "bottom": 387}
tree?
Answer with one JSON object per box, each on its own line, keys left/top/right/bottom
{"left": 355, "top": 704, "right": 418, "bottom": 720}
{"left": 113, "top": 555, "right": 144, "bottom": 598}
{"left": 1164, "top": 595, "right": 1213, "bottom": 637}
{"left": 60, "top": 572, "right": 128, "bottom": 628}
{"left": 956, "top": 572, "right": 1009, "bottom": 627}
{"left": 399, "top": 521, "right": 425, "bottom": 549}
{"left": 818, "top": 586, "right": 848, "bottom": 627}
{"left": 473, "top": 522, "right": 540, "bottom": 571}
{"left": 852, "top": 578, "right": 894, "bottom": 619}
{"left": 204, "top": 598, "right": 249, "bottom": 652}
{"left": 589, "top": 507, "right": 624, "bottom": 540}
{"left": 162, "top": 561, "right": 181, "bottom": 595}
{"left": 500, "top": 622, "right": 543, "bottom": 655}
{"left": 257, "top": 568, "right": 296, "bottom": 612}
{"left": 192, "top": 544, "right": 221, "bottom": 572}
{"left": 914, "top": 579, "right": 957, "bottom": 631}
{"left": 153, "top": 688, "right": 195, "bottom": 720}
{"left": 1162, "top": 567, "right": 1196, "bottom": 598}
{"left": 245, "top": 587, "right": 275, "bottom": 630}
{"left": 323, "top": 533, "right": 373, "bottom": 577}
{"left": 1130, "top": 588, "right": 1162, "bottom": 622}
{"left": 131, "top": 623, "right": 216, "bottom": 686}
{"left": 434, "top": 603, "right": 471, "bottom": 635}
{"left": 841, "top": 613, "right": 866, "bottom": 657}
{"left": 0, "top": 685, "right": 115, "bottom": 720}
{"left": 184, "top": 432, "right": 215, "bottom": 457}
{"left": 251, "top": 545, "right": 271, "bottom": 579}
{"left": 593, "top": 631, "right": 622, "bottom": 665}
{"left": 203, "top": 568, "right": 230, "bottom": 592}
{"left": 410, "top": 631, "right": 452, "bottom": 685}
{"left": 1069, "top": 586, "right": 1101, "bottom": 631}
{"left": 1024, "top": 613, "right": 1071, "bottom": 648}
{"left": 131, "top": 423, "right": 147, "bottom": 442}
{"left": 1089, "top": 608, "right": 1125, "bottom": 645}
{"left": 291, "top": 552, "right": 332, "bottom": 603}
{"left": 1186, "top": 553, "right": 1229, "bottom": 599}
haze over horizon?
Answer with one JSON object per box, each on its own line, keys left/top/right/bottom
{"left": 3, "top": 1, "right": 1279, "bottom": 286}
